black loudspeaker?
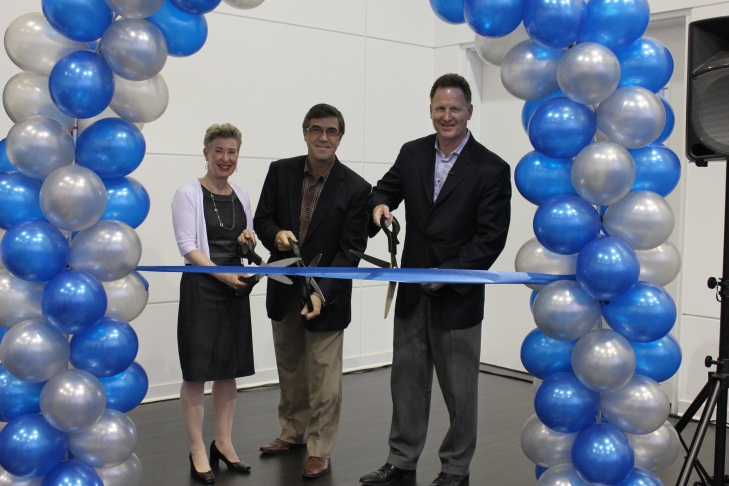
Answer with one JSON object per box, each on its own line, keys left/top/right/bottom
{"left": 687, "top": 16, "right": 729, "bottom": 166}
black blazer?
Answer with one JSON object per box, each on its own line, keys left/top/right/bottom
{"left": 254, "top": 156, "right": 371, "bottom": 332}
{"left": 369, "top": 133, "right": 511, "bottom": 330}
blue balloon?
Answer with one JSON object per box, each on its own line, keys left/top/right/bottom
{"left": 521, "top": 89, "right": 563, "bottom": 132}
{"left": 616, "top": 466, "right": 663, "bottom": 485}
{"left": 578, "top": 0, "right": 649, "bottom": 51}
{"left": 1, "top": 220, "right": 69, "bottom": 282}
{"left": 101, "top": 177, "right": 151, "bottom": 229}
{"left": 147, "top": 0, "right": 209, "bottom": 57}
{"left": 629, "top": 144, "right": 680, "bottom": 197}
{"left": 616, "top": 36, "right": 674, "bottom": 93}
{"left": 654, "top": 97, "right": 675, "bottom": 144}
{"left": 170, "top": 0, "right": 222, "bottom": 14}
{"left": 528, "top": 97, "right": 596, "bottom": 159}
{"left": 464, "top": 0, "right": 524, "bottom": 37}
{"left": 49, "top": 50, "right": 115, "bottom": 119}
{"left": 515, "top": 151, "right": 576, "bottom": 206}
{"left": 534, "top": 371, "right": 599, "bottom": 433}
{"left": 576, "top": 236, "right": 640, "bottom": 301}
{"left": 572, "top": 422, "right": 634, "bottom": 484}
{"left": 0, "top": 413, "right": 68, "bottom": 477}
{"left": 0, "top": 364, "right": 45, "bottom": 422}
{"left": 602, "top": 281, "right": 676, "bottom": 342}
{"left": 98, "top": 361, "right": 148, "bottom": 412}
{"left": 523, "top": 0, "right": 586, "bottom": 49}
{"left": 535, "top": 464, "right": 548, "bottom": 479}
{"left": 430, "top": 0, "right": 465, "bottom": 24}
{"left": 43, "top": 460, "right": 103, "bottom": 486}
{"left": 533, "top": 194, "right": 602, "bottom": 255}
{"left": 631, "top": 334, "right": 682, "bottom": 382}
{"left": 70, "top": 316, "right": 139, "bottom": 377}
{"left": 520, "top": 328, "right": 576, "bottom": 379}
{"left": 0, "top": 139, "right": 14, "bottom": 173}
{"left": 42, "top": 270, "right": 107, "bottom": 334}
{"left": 76, "top": 118, "right": 147, "bottom": 179}
{"left": 42, "top": 0, "right": 114, "bottom": 42}
{"left": 0, "top": 172, "right": 45, "bottom": 229}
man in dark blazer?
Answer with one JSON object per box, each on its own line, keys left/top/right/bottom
{"left": 253, "top": 103, "right": 370, "bottom": 479}
{"left": 359, "top": 74, "right": 511, "bottom": 486}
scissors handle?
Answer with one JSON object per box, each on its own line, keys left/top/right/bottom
{"left": 243, "top": 237, "right": 263, "bottom": 266}
{"left": 380, "top": 216, "right": 400, "bottom": 256}
{"left": 291, "top": 242, "right": 314, "bottom": 312}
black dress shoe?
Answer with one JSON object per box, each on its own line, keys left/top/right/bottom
{"left": 360, "top": 463, "right": 416, "bottom": 485}
{"left": 428, "top": 472, "right": 469, "bottom": 486}
{"left": 209, "top": 440, "right": 251, "bottom": 473}
{"left": 189, "top": 453, "right": 215, "bottom": 484}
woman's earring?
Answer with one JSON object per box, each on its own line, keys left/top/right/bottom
{"left": 205, "top": 162, "right": 208, "bottom": 170}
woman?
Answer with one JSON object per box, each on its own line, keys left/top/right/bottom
{"left": 171, "top": 123, "right": 255, "bottom": 484}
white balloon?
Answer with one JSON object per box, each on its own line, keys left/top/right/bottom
{"left": 4, "top": 12, "right": 88, "bottom": 76}
{"left": 572, "top": 329, "right": 636, "bottom": 393}
{"left": 520, "top": 414, "right": 577, "bottom": 467}
{"left": 3, "top": 72, "right": 74, "bottom": 129}
{"left": 501, "top": 40, "right": 564, "bottom": 101}
{"left": 597, "top": 86, "right": 666, "bottom": 149}
{"left": 103, "top": 272, "right": 149, "bottom": 322}
{"left": 40, "top": 165, "right": 107, "bottom": 231}
{"left": 94, "top": 453, "right": 143, "bottom": 486}
{"left": 557, "top": 42, "right": 620, "bottom": 105}
{"left": 77, "top": 107, "right": 144, "bottom": 134}
{"left": 110, "top": 73, "right": 169, "bottom": 123}
{"left": 514, "top": 238, "right": 577, "bottom": 291}
{"left": 0, "top": 465, "right": 42, "bottom": 485}
{"left": 474, "top": 25, "right": 529, "bottom": 66}
{"left": 635, "top": 240, "right": 682, "bottom": 286}
{"left": 532, "top": 280, "right": 600, "bottom": 341}
{"left": 40, "top": 369, "right": 107, "bottom": 433}
{"left": 603, "top": 190, "right": 675, "bottom": 251}
{"left": 104, "top": 0, "right": 164, "bottom": 18}
{"left": 69, "top": 409, "right": 137, "bottom": 468}
{"left": 0, "top": 270, "right": 44, "bottom": 329}
{"left": 572, "top": 141, "right": 635, "bottom": 206}
{"left": 101, "top": 19, "right": 168, "bottom": 81}
{"left": 600, "top": 375, "right": 670, "bottom": 435}
{"left": 223, "top": 0, "right": 266, "bottom": 8}
{"left": 0, "top": 318, "right": 70, "bottom": 383}
{"left": 70, "top": 220, "right": 142, "bottom": 281}
{"left": 628, "top": 421, "right": 681, "bottom": 471}
{"left": 6, "top": 115, "right": 75, "bottom": 180}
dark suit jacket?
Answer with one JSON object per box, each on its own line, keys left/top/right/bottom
{"left": 369, "top": 133, "right": 511, "bottom": 330}
{"left": 254, "top": 156, "right": 371, "bottom": 332}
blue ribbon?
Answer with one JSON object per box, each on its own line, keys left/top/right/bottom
{"left": 135, "top": 265, "right": 573, "bottom": 285}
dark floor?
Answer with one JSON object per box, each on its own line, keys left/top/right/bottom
{"left": 128, "top": 366, "right": 728, "bottom": 486}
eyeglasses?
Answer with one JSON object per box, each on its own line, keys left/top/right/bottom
{"left": 305, "top": 125, "right": 341, "bottom": 138}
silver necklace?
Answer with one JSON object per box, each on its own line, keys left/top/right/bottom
{"left": 204, "top": 177, "right": 235, "bottom": 231}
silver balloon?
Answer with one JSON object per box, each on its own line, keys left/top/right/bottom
{"left": 0, "top": 228, "right": 4, "bottom": 269}
{"left": 110, "top": 73, "right": 169, "bottom": 123}
{"left": 0, "top": 465, "right": 42, "bottom": 485}
{"left": 3, "top": 72, "right": 74, "bottom": 129}
{"left": 101, "top": 19, "right": 167, "bottom": 81}
{"left": 532, "top": 280, "right": 600, "bottom": 341}
{"left": 0, "top": 270, "right": 44, "bottom": 329}
{"left": 0, "top": 318, "right": 70, "bottom": 383}
{"left": 596, "top": 86, "right": 666, "bottom": 148}
{"left": 557, "top": 42, "right": 620, "bottom": 106}
{"left": 103, "top": 272, "right": 149, "bottom": 322}
{"left": 536, "top": 464, "right": 590, "bottom": 486}
{"left": 104, "top": 0, "right": 164, "bottom": 19}
{"left": 628, "top": 421, "right": 681, "bottom": 471}
{"left": 4, "top": 12, "right": 88, "bottom": 76}
{"left": 77, "top": 107, "right": 144, "bottom": 134}
{"left": 600, "top": 375, "right": 670, "bottom": 435}
{"left": 501, "top": 40, "right": 564, "bottom": 101}
{"left": 520, "top": 414, "right": 577, "bottom": 467}
{"left": 5, "top": 115, "right": 75, "bottom": 180}
{"left": 635, "top": 240, "right": 682, "bottom": 286}
{"left": 603, "top": 190, "right": 675, "bottom": 251}
{"left": 223, "top": 0, "right": 266, "bottom": 8}
{"left": 571, "top": 141, "right": 635, "bottom": 206}
{"left": 572, "top": 328, "right": 636, "bottom": 392}
{"left": 69, "top": 409, "right": 137, "bottom": 468}
{"left": 69, "top": 220, "right": 142, "bottom": 281}
{"left": 40, "top": 165, "right": 107, "bottom": 231}
{"left": 474, "top": 25, "right": 529, "bottom": 67}
{"left": 40, "top": 369, "right": 106, "bottom": 433}
{"left": 515, "top": 238, "right": 577, "bottom": 291}
{"left": 94, "top": 453, "right": 143, "bottom": 486}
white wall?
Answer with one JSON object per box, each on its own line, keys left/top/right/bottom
{"left": 2, "top": 0, "right": 729, "bottom": 412}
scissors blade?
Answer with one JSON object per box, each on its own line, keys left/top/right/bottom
{"left": 384, "top": 281, "right": 396, "bottom": 318}
{"left": 349, "top": 249, "right": 390, "bottom": 268}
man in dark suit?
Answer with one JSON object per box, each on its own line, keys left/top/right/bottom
{"left": 253, "top": 103, "right": 370, "bottom": 479}
{"left": 359, "top": 74, "right": 511, "bottom": 486}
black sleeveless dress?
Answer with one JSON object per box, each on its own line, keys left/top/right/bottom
{"left": 176, "top": 185, "right": 254, "bottom": 382}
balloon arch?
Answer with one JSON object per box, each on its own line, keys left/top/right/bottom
{"left": 0, "top": 0, "right": 681, "bottom": 484}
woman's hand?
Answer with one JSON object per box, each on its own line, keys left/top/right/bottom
{"left": 237, "top": 229, "right": 256, "bottom": 253}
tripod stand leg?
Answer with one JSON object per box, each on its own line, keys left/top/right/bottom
{"left": 677, "top": 378, "right": 722, "bottom": 486}
{"left": 676, "top": 381, "right": 712, "bottom": 433}
{"left": 713, "top": 380, "right": 728, "bottom": 485}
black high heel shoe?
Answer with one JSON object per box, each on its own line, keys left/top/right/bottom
{"left": 189, "top": 453, "right": 215, "bottom": 484}
{"left": 210, "top": 440, "right": 251, "bottom": 473}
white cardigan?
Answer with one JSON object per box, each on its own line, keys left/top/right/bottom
{"left": 171, "top": 179, "right": 254, "bottom": 263}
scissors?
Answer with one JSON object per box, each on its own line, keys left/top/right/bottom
{"left": 291, "top": 242, "right": 324, "bottom": 313}
{"left": 240, "top": 237, "right": 299, "bottom": 287}
{"left": 349, "top": 216, "right": 400, "bottom": 318}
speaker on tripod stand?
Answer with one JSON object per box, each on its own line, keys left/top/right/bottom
{"left": 676, "top": 15, "right": 729, "bottom": 486}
